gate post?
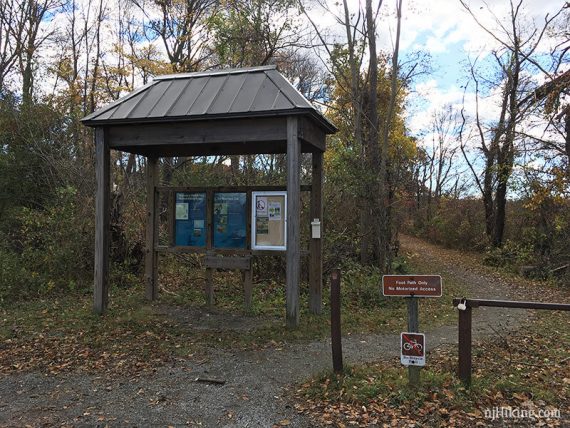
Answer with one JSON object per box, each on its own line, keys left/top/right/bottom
{"left": 458, "top": 306, "right": 472, "bottom": 386}
{"left": 330, "top": 269, "right": 343, "bottom": 373}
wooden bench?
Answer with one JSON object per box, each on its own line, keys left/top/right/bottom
{"left": 203, "top": 254, "right": 253, "bottom": 310}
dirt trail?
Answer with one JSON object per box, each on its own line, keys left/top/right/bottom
{"left": 0, "top": 235, "right": 540, "bottom": 427}
{"left": 400, "top": 234, "right": 531, "bottom": 335}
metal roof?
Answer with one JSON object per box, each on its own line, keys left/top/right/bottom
{"left": 82, "top": 65, "right": 336, "bottom": 133}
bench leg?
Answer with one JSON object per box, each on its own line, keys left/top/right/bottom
{"left": 205, "top": 268, "right": 214, "bottom": 307}
{"left": 242, "top": 269, "right": 253, "bottom": 311}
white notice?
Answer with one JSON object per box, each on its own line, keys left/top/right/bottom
{"left": 268, "top": 201, "right": 281, "bottom": 220}
{"left": 256, "top": 197, "right": 268, "bottom": 216}
{"left": 176, "top": 203, "right": 189, "bottom": 220}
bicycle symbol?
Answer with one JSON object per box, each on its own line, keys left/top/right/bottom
{"left": 403, "top": 339, "right": 423, "bottom": 352}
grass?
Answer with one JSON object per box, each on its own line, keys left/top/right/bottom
{"left": 0, "top": 287, "right": 197, "bottom": 374}
{"left": 0, "top": 246, "right": 467, "bottom": 375}
{"left": 1, "top": 239, "right": 568, "bottom": 427}
{"left": 156, "top": 252, "right": 466, "bottom": 345}
{"left": 295, "top": 309, "right": 570, "bottom": 426}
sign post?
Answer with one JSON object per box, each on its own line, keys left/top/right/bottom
{"left": 330, "top": 269, "right": 343, "bottom": 373}
{"left": 406, "top": 298, "right": 420, "bottom": 386}
{"left": 382, "top": 275, "right": 442, "bottom": 386}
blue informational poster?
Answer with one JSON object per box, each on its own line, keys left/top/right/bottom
{"left": 213, "top": 192, "right": 247, "bottom": 249}
{"left": 175, "top": 192, "right": 206, "bottom": 247}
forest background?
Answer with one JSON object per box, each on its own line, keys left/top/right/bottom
{"left": 0, "top": 0, "right": 568, "bottom": 303}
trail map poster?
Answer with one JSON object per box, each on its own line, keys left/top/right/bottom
{"left": 175, "top": 192, "right": 206, "bottom": 247}
{"left": 252, "top": 192, "right": 286, "bottom": 250}
{"left": 213, "top": 192, "right": 247, "bottom": 249}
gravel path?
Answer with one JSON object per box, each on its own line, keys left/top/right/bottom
{"left": 1, "top": 235, "right": 536, "bottom": 427}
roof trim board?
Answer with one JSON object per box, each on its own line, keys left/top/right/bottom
{"left": 153, "top": 65, "right": 278, "bottom": 80}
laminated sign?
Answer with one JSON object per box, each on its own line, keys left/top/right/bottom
{"left": 213, "top": 192, "right": 247, "bottom": 249}
{"left": 174, "top": 192, "right": 206, "bottom": 247}
{"left": 400, "top": 332, "right": 425, "bottom": 366}
{"left": 252, "top": 191, "right": 286, "bottom": 250}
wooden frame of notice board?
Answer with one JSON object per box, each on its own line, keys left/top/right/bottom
{"left": 251, "top": 191, "right": 287, "bottom": 251}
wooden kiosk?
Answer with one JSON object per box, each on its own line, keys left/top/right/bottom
{"left": 82, "top": 66, "right": 336, "bottom": 328}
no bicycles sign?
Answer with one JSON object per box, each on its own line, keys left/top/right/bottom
{"left": 401, "top": 332, "right": 426, "bottom": 366}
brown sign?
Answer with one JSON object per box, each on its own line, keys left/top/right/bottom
{"left": 382, "top": 275, "right": 442, "bottom": 297}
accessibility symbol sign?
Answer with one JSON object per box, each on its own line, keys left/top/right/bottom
{"left": 400, "top": 332, "right": 425, "bottom": 367}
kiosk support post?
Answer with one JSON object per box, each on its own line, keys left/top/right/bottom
{"left": 309, "top": 151, "right": 323, "bottom": 314}
{"left": 145, "top": 156, "right": 159, "bottom": 301}
{"left": 94, "top": 127, "right": 110, "bottom": 314}
{"left": 286, "top": 116, "right": 301, "bottom": 328}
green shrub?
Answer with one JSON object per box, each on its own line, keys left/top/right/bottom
{"left": 390, "top": 255, "right": 410, "bottom": 274}
{"left": 0, "top": 250, "right": 44, "bottom": 302}
{"left": 483, "top": 240, "right": 534, "bottom": 268}
{"left": 338, "top": 260, "right": 391, "bottom": 309}
{"left": 0, "top": 186, "right": 94, "bottom": 301}
{"left": 409, "top": 198, "right": 488, "bottom": 251}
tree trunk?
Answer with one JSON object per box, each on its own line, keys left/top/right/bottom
{"left": 21, "top": 43, "right": 34, "bottom": 104}
{"left": 230, "top": 155, "right": 240, "bottom": 184}
{"left": 564, "top": 106, "right": 570, "bottom": 177}
{"left": 494, "top": 179, "right": 507, "bottom": 247}
{"left": 360, "top": 210, "right": 371, "bottom": 264}
{"left": 365, "top": 0, "right": 383, "bottom": 267}
{"left": 482, "top": 157, "right": 495, "bottom": 241}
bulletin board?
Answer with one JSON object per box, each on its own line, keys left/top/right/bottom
{"left": 252, "top": 191, "right": 287, "bottom": 251}
{"left": 213, "top": 192, "right": 247, "bottom": 249}
{"left": 175, "top": 192, "right": 207, "bottom": 247}
{"left": 170, "top": 187, "right": 293, "bottom": 253}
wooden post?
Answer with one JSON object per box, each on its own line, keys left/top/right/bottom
{"left": 330, "top": 269, "right": 343, "bottom": 373}
{"left": 309, "top": 151, "right": 323, "bottom": 314}
{"left": 407, "top": 297, "right": 420, "bottom": 386}
{"left": 153, "top": 186, "right": 160, "bottom": 294}
{"left": 94, "top": 127, "right": 110, "bottom": 314}
{"left": 168, "top": 189, "right": 175, "bottom": 247}
{"left": 206, "top": 189, "right": 213, "bottom": 249}
{"left": 205, "top": 267, "right": 214, "bottom": 307}
{"left": 286, "top": 116, "right": 301, "bottom": 328}
{"left": 243, "top": 269, "right": 253, "bottom": 311}
{"left": 145, "top": 156, "right": 159, "bottom": 301}
{"left": 458, "top": 306, "right": 473, "bottom": 386}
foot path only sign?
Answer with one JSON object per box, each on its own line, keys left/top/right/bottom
{"left": 401, "top": 332, "right": 425, "bottom": 366}
{"left": 382, "top": 275, "right": 442, "bottom": 297}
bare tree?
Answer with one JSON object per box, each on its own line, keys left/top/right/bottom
{"left": 378, "top": 0, "right": 403, "bottom": 269}
{"left": 426, "top": 105, "right": 460, "bottom": 217}
{"left": 133, "top": 0, "right": 216, "bottom": 72}
{"left": 208, "top": 0, "right": 310, "bottom": 69}
{"left": 0, "top": 0, "right": 60, "bottom": 99}
{"left": 300, "top": 0, "right": 406, "bottom": 270}
{"left": 299, "top": 0, "right": 372, "bottom": 261}
{"left": 519, "top": 70, "right": 570, "bottom": 174}
{"left": 459, "top": 0, "right": 561, "bottom": 247}
{"left": 0, "top": 0, "right": 25, "bottom": 92}
{"left": 18, "top": 0, "right": 61, "bottom": 103}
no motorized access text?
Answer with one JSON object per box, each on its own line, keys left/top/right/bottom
{"left": 382, "top": 275, "right": 442, "bottom": 297}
